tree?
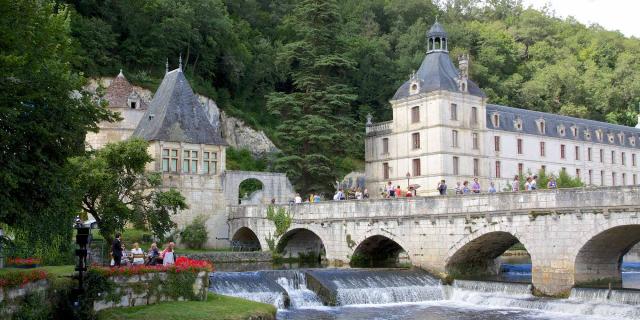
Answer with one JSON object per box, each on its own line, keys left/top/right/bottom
{"left": 0, "top": 0, "right": 116, "bottom": 261}
{"left": 72, "top": 139, "right": 188, "bottom": 241}
{"left": 266, "top": 0, "right": 359, "bottom": 195}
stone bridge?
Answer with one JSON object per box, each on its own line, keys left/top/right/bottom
{"left": 227, "top": 186, "right": 640, "bottom": 296}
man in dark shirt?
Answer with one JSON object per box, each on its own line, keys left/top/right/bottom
{"left": 112, "top": 233, "right": 123, "bottom": 267}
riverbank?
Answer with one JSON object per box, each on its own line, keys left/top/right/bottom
{"left": 97, "top": 292, "right": 276, "bottom": 320}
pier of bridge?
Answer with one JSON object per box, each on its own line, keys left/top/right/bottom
{"left": 226, "top": 186, "right": 640, "bottom": 296}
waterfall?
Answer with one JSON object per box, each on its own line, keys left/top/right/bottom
{"left": 274, "top": 271, "right": 323, "bottom": 308}
{"left": 452, "top": 280, "right": 532, "bottom": 295}
{"left": 210, "top": 271, "right": 289, "bottom": 309}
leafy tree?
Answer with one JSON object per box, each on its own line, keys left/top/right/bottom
{"left": 0, "top": 0, "right": 116, "bottom": 258}
{"left": 71, "top": 139, "right": 188, "bottom": 241}
{"left": 180, "top": 215, "right": 209, "bottom": 249}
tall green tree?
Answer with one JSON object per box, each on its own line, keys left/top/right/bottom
{"left": 0, "top": 0, "right": 116, "bottom": 260}
{"left": 71, "top": 139, "right": 188, "bottom": 241}
{"left": 267, "top": 0, "right": 359, "bottom": 195}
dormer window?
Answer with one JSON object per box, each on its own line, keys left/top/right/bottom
{"left": 536, "top": 119, "right": 546, "bottom": 134}
{"left": 570, "top": 125, "right": 578, "bottom": 137}
{"left": 630, "top": 136, "right": 636, "bottom": 146}
{"left": 513, "top": 117, "right": 523, "bottom": 131}
{"left": 584, "top": 130, "right": 591, "bottom": 140}
{"left": 491, "top": 113, "right": 500, "bottom": 128}
{"left": 557, "top": 124, "right": 566, "bottom": 137}
{"left": 409, "top": 81, "right": 419, "bottom": 95}
{"left": 596, "top": 129, "right": 603, "bottom": 142}
{"left": 618, "top": 132, "right": 625, "bottom": 145}
{"left": 130, "top": 101, "right": 137, "bottom": 109}
{"left": 608, "top": 133, "right": 615, "bottom": 144}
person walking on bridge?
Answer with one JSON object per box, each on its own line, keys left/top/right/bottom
{"left": 437, "top": 180, "right": 447, "bottom": 195}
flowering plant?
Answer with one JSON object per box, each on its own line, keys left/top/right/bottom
{"left": 0, "top": 269, "right": 48, "bottom": 288}
{"left": 91, "top": 257, "right": 213, "bottom": 277}
{"left": 7, "top": 257, "right": 42, "bottom": 266}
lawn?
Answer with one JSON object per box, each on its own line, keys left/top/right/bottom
{"left": 0, "top": 265, "right": 74, "bottom": 277}
{"left": 97, "top": 293, "right": 276, "bottom": 320}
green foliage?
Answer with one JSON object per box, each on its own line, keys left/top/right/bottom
{"left": 72, "top": 139, "right": 189, "bottom": 242}
{"left": 266, "top": 206, "right": 292, "bottom": 238}
{"left": 165, "top": 270, "right": 199, "bottom": 300}
{"left": 13, "top": 292, "right": 51, "bottom": 320}
{"left": 226, "top": 148, "right": 268, "bottom": 171}
{"left": 0, "top": 0, "right": 117, "bottom": 264}
{"left": 556, "top": 169, "right": 585, "bottom": 188}
{"left": 238, "top": 179, "right": 263, "bottom": 202}
{"left": 180, "top": 216, "right": 209, "bottom": 249}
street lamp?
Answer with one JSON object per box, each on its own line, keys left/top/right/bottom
{"left": 0, "top": 227, "right": 4, "bottom": 269}
{"left": 72, "top": 216, "right": 92, "bottom": 308}
{"left": 406, "top": 172, "right": 411, "bottom": 191}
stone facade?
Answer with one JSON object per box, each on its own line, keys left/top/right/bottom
{"left": 365, "top": 22, "right": 640, "bottom": 196}
{"left": 229, "top": 186, "right": 640, "bottom": 296}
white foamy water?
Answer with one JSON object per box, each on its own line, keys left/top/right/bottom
{"left": 276, "top": 272, "right": 323, "bottom": 308}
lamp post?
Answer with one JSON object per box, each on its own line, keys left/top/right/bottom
{"left": 0, "top": 227, "right": 4, "bottom": 269}
{"left": 406, "top": 172, "right": 411, "bottom": 191}
{"left": 73, "top": 216, "right": 92, "bottom": 307}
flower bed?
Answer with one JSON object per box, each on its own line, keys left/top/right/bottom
{"left": 0, "top": 269, "right": 48, "bottom": 289}
{"left": 91, "top": 256, "right": 213, "bottom": 277}
{"left": 7, "top": 257, "right": 42, "bottom": 268}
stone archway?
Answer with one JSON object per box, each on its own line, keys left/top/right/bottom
{"left": 276, "top": 228, "right": 326, "bottom": 262}
{"left": 574, "top": 224, "right": 640, "bottom": 287}
{"left": 351, "top": 235, "right": 409, "bottom": 268}
{"left": 445, "top": 231, "right": 529, "bottom": 278}
{"left": 238, "top": 178, "right": 264, "bottom": 205}
{"left": 223, "top": 171, "right": 295, "bottom": 205}
{"left": 231, "top": 227, "right": 261, "bottom": 251}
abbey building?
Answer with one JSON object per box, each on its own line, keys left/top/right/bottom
{"left": 365, "top": 22, "right": 640, "bottom": 195}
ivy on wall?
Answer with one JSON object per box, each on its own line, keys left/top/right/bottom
{"left": 266, "top": 206, "right": 292, "bottom": 237}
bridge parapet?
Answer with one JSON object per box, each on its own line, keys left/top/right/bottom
{"left": 228, "top": 186, "right": 640, "bottom": 222}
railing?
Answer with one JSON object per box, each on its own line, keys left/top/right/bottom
{"left": 366, "top": 121, "right": 393, "bottom": 135}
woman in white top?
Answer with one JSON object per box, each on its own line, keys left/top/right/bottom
{"left": 131, "top": 242, "right": 145, "bottom": 265}
{"left": 162, "top": 242, "right": 176, "bottom": 266}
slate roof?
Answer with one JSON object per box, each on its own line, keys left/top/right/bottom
{"left": 392, "top": 52, "right": 486, "bottom": 100}
{"left": 132, "top": 69, "right": 227, "bottom": 145}
{"left": 486, "top": 104, "right": 640, "bottom": 149}
{"left": 427, "top": 22, "right": 447, "bottom": 37}
{"left": 104, "top": 71, "right": 148, "bottom": 109}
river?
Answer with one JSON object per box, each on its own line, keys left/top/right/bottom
{"left": 209, "top": 262, "right": 640, "bottom": 320}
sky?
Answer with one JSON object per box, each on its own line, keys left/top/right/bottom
{"left": 521, "top": 0, "right": 640, "bottom": 38}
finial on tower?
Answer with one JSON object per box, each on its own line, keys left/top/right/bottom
{"left": 165, "top": 58, "right": 169, "bottom": 74}
{"left": 118, "top": 69, "right": 123, "bottom": 77}
{"left": 178, "top": 54, "right": 182, "bottom": 71}
{"left": 435, "top": 14, "right": 439, "bottom": 23}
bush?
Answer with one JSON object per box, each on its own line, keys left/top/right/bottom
{"left": 180, "top": 216, "right": 209, "bottom": 249}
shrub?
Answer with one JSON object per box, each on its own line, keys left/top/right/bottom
{"left": 0, "top": 269, "right": 48, "bottom": 288}
{"left": 180, "top": 216, "right": 209, "bottom": 249}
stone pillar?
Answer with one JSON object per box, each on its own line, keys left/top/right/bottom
{"left": 531, "top": 261, "right": 575, "bottom": 297}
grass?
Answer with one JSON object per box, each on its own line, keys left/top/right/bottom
{"left": 0, "top": 265, "right": 74, "bottom": 277}
{"left": 96, "top": 293, "right": 276, "bottom": 320}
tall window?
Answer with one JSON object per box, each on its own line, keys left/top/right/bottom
{"left": 633, "top": 154, "right": 637, "bottom": 166}
{"left": 495, "top": 161, "right": 501, "bottom": 178}
{"left": 382, "top": 138, "right": 389, "bottom": 154}
{"left": 411, "top": 106, "right": 420, "bottom": 123}
{"left": 575, "top": 146, "right": 580, "bottom": 160}
{"left": 412, "top": 132, "right": 420, "bottom": 149}
{"left": 162, "top": 148, "right": 178, "bottom": 172}
{"left": 518, "top": 163, "right": 523, "bottom": 175}
{"left": 472, "top": 133, "right": 479, "bottom": 149}
{"left": 600, "top": 170, "right": 605, "bottom": 186}
{"left": 622, "top": 152, "right": 626, "bottom": 166}
{"left": 473, "top": 158, "right": 479, "bottom": 176}
{"left": 588, "top": 170, "right": 593, "bottom": 185}
{"left": 612, "top": 172, "right": 617, "bottom": 186}
{"left": 560, "top": 144, "right": 566, "bottom": 159}
{"left": 452, "top": 130, "right": 458, "bottom": 147}
{"left": 450, "top": 103, "right": 458, "bottom": 120}
{"left": 576, "top": 168, "right": 581, "bottom": 178}
{"left": 622, "top": 173, "right": 627, "bottom": 186}
{"left": 517, "top": 139, "right": 523, "bottom": 154}
{"left": 494, "top": 136, "right": 501, "bottom": 152}
{"left": 203, "top": 152, "right": 217, "bottom": 174}
{"left": 540, "top": 141, "right": 545, "bottom": 157}
{"left": 541, "top": 165, "right": 546, "bottom": 173}
{"left": 182, "top": 150, "right": 198, "bottom": 173}
{"left": 453, "top": 156, "right": 459, "bottom": 175}
{"left": 471, "top": 107, "right": 478, "bottom": 125}
{"left": 383, "top": 162, "right": 389, "bottom": 179}
{"left": 611, "top": 151, "right": 616, "bottom": 164}
{"left": 600, "top": 149, "right": 604, "bottom": 163}
{"left": 412, "top": 159, "right": 421, "bottom": 176}
{"left": 634, "top": 174, "right": 637, "bottom": 185}
{"left": 588, "top": 147, "right": 592, "bottom": 161}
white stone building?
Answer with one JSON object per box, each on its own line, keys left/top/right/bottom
{"left": 365, "top": 22, "right": 640, "bottom": 196}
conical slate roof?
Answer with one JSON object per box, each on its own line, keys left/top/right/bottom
{"left": 132, "top": 69, "right": 227, "bottom": 145}
{"left": 427, "top": 22, "right": 447, "bottom": 37}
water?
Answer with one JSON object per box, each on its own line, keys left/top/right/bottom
{"left": 210, "top": 267, "right": 640, "bottom": 319}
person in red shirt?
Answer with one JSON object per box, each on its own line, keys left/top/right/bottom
{"left": 406, "top": 186, "right": 414, "bottom": 197}
{"left": 395, "top": 185, "right": 402, "bottom": 197}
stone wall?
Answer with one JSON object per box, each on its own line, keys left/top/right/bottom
{"left": 93, "top": 271, "right": 209, "bottom": 312}
{"left": 184, "top": 251, "right": 272, "bottom": 264}
{"left": 0, "top": 279, "right": 48, "bottom": 319}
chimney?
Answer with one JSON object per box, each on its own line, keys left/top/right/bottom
{"left": 457, "top": 54, "right": 469, "bottom": 92}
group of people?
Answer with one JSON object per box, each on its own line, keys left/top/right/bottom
{"left": 291, "top": 188, "right": 370, "bottom": 203}
{"left": 436, "top": 175, "right": 558, "bottom": 195}
{"left": 384, "top": 181, "right": 416, "bottom": 198}
{"left": 111, "top": 233, "right": 176, "bottom": 267}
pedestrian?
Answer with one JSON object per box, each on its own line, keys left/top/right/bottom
{"left": 437, "top": 180, "right": 447, "bottom": 195}
{"left": 462, "top": 181, "right": 470, "bottom": 194}
{"left": 455, "top": 182, "right": 463, "bottom": 194}
{"left": 406, "top": 187, "right": 413, "bottom": 197}
{"left": 395, "top": 185, "right": 402, "bottom": 198}
{"left": 387, "top": 181, "right": 395, "bottom": 198}
{"left": 111, "top": 232, "right": 123, "bottom": 267}
{"left": 131, "top": 242, "right": 145, "bottom": 265}
{"left": 512, "top": 175, "right": 520, "bottom": 192}
{"left": 363, "top": 188, "right": 369, "bottom": 199}
{"left": 531, "top": 175, "right": 538, "bottom": 190}
{"left": 161, "top": 242, "right": 176, "bottom": 266}
{"left": 146, "top": 243, "right": 160, "bottom": 266}
{"left": 471, "top": 177, "right": 481, "bottom": 193}
{"left": 488, "top": 182, "right": 497, "bottom": 193}
{"left": 355, "top": 188, "right": 363, "bottom": 200}
{"left": 314, "top": 194, "right": 321, "bottom": 202}
{"left": 548, "top": 176, "right": 557, "bottom": 189}
{"left": 294, "top": 193, "right": 302, "bottom": 204}
{"left": 309, "top": 194, "right": 314, "bottom": 202}
{"left": 525, "top": 176, "right": 532, "bottom": 191}
{"left": 271, "top": 198, "right": 276, "bottom": 205}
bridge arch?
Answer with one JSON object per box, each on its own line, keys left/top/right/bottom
{"left": 574, "top": 223, "right": 640, "bottom": 286}
{"left": 276, "top": 228, "right": 326, "bottom": 262}
{"left": 223, "top": 171, "right": 295, "bottom": 205}
{"left": 231, "top": 226, "right": 262, "bottom": 251}
{"left": 445, "top": 230, "right": 531, "bottom": 277}
{"left": 351, "top": 234, "right": 410, "bottom": 268}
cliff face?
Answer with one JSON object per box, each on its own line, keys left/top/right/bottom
{"left": 88, "top": 77, "right": 278, "bottom": 156}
